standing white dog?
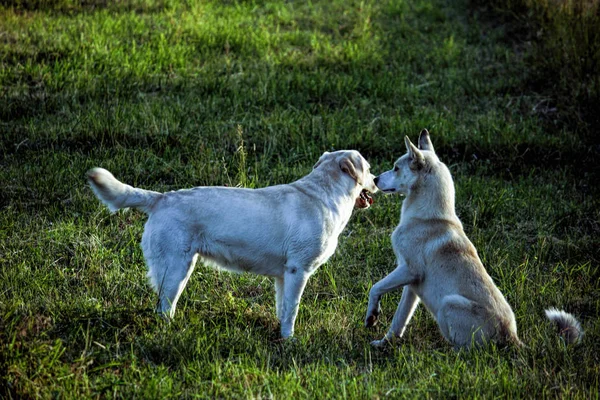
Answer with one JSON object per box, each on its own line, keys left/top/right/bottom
{"left": 88, "top": 150, "right": 377, "bottom": 338}
{"left": 365, "top": 130, "right": 582, "bottom": 348}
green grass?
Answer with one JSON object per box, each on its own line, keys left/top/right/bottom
{"left": 1, "top": 0, "right": 599, "bottom": 398}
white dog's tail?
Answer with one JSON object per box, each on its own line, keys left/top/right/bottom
{"left": 87, "top": 168, "right": 161, "bottom": 214}
{"left": 545, "top": 308, "right": 583, "bottom": 345}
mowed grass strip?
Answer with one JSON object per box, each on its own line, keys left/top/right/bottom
{"left": 1, "top": 0, "right": 598, "bottom": 398}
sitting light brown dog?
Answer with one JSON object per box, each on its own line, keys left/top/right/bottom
{"left": 366, "top": 130, "right": 582, "bottom": 349}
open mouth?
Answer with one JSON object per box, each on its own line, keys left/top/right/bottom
{"left": 355, "top": 189, "right": 374, "bottom": 209}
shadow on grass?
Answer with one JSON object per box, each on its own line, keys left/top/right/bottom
{"left": 26, "top": 305, "right": 439, "bottom": 371}
{"left": 4, "top": 294, "right": 595, "bottom": 387}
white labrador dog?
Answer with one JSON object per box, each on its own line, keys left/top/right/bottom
{"left": 88, "top": 150, "right": 377, "bottom": 338}
{"left": 365, "top": 130, "right": 582, "bottom": 348}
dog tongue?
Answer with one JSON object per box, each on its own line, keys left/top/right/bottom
{"left": 363, "top": 191, "right": 373, "bottom": 205}
{"left": 356, "top": 190, "right": 373, "bottom": 208}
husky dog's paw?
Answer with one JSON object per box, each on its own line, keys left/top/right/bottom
{"left": 365, "top": 304, "right": 381, "bottom": 327}
{"left": 370, "top": 338, "right": 389, "bottom": 348}
{"left": 365, "top": 314, "right": 379, "bottom": 327}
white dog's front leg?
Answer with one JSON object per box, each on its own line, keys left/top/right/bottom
{"left": 365, "top": 261, "right": 416, "bottom": 328}
{"left": 274, "top": 277, "right": 284, "bottom": 320}
{"left": 371, "top": 286, "right": 420, "bottom": 347}
{"left": 280, "top": 267, "right": 310, "bottom": 339}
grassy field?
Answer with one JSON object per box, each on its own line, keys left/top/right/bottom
{"left": 1, "top": 0, "right": 599, "bottom": 397}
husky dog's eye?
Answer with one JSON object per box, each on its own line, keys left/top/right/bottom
{"left": 393, "top": 165, "right": 399, "bottom": 172}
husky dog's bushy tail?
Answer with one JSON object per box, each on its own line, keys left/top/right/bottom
{"left": 545, "top": 308, "right": 583, "bottom": 345}
{"left": 87, "top": 168, "right": 161, "bottom": 214}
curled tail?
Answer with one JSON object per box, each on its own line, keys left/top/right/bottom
{"left": 87, "top": 168, "right": 161, "bottom": 214}
{"left": 545, "top": 308, "right": 583, "bottom": 345}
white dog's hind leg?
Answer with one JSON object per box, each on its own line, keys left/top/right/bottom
{"left": 148, "top": 253, "right": 198, "bottom": 320}
{"left": 280, "top": 267, "right": 310, "bottom": 338}
{"left": 365, "top": 262, "right": 417, "bottom": 327}
{"left": 371, "top": 287, "right": 420, "bottom": 347}
{"left": 142, "top": 223, "right": 198, "bottom": 320}
{"left": 274, "top": 277, "right": 284, "bottom": 320}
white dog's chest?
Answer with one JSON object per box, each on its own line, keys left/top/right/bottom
{"left": 306, "top": 218, "right": 347, "bottom": 271}
{"left": 317, "top": 236, "right": 339, "bottom": 265}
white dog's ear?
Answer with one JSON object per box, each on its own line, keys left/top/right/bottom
{"left": 339, "top": 155, "right": 364, "bottom": 185}
{"left": 405, "top": 136, "right": 425, "bottom": 169}
{"left": 418, "top": 129, "right": 435, "bottom": 152}
{"left": 313, "top": 152, "right": 330, "bottom": 169}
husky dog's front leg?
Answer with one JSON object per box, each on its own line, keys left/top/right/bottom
{"left": 371, "top": 286, "right": 420, "bottom": 347}
{"left": 365, "top": 260, "right": 417, "bottom": 328}
{"left": 280, "top": 266, "right": 310, "bottom": 338}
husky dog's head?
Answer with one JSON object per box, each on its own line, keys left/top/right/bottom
{"left": 375, "top": 129, "right": 448, "bottom": 196}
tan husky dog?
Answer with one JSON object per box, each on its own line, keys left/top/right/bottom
{"left": 365, "top": 130, "right": 582, "bottom": 349}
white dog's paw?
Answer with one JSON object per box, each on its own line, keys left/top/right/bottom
{"left": 156, "top": 309, "right": 173, "bottom": 323}
{"left": 370, "top": 338, "right": 389, "bottom": 348}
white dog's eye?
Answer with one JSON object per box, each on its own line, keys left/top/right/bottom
{"left": 393, "top": 165, "right": 399, "bottom": 172}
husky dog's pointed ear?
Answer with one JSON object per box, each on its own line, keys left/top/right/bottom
{"left": 418, "top": 129, "right": 435, "bottom": 152}
{"left": 340, "top": 154, "right": 364, "bottom": 185}
{"left": 405, "top": 136, "right": 425, "bottom": 169}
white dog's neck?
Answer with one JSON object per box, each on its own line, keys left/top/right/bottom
{"left": 299, "top": 169, "right": 357, "bottom": 222}
{"left": 401, "top": 166, "right": 458, "bottom": 224}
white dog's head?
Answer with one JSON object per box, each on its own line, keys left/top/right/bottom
{"left": 375, "top": 129, "right": 441, "bottom": 195}
{"left": 313, "top": 150, "right": 378, "bottom": 208}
